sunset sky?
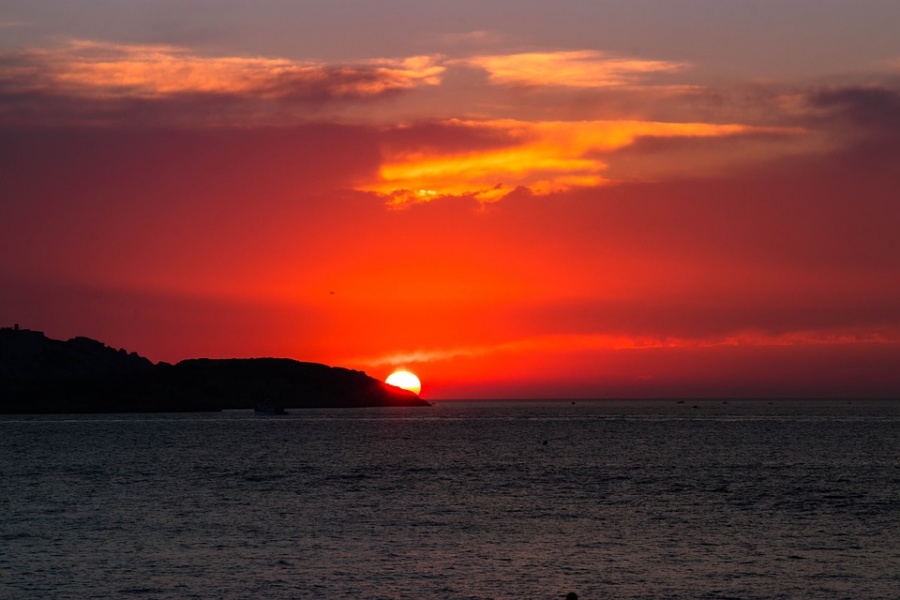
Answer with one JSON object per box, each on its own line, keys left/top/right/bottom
{"left": 2, "top": 1, "right": 899, "bottom": 398}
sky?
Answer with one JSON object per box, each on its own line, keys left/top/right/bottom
{"left": 2, "top": 1, "right": 899, "bottom": 399}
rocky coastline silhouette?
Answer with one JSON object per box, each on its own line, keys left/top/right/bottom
{"left": 0, "top": 326, "right": 427, "bottom": 413}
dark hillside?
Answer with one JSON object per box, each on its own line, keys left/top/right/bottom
{"left": 0, "top": 327, "right": 427, "bottom": 413}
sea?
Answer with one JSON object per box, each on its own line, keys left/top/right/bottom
{"left": 1, "top": 399, "right": 898, "bottom": 600}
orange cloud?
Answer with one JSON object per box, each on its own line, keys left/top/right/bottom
{"left": 363, "top": 118, "right": 769, "bottom": 203}
{"left": 464, "top": 50, "right": 687, "bottom": 88}
{"left": 9, "top": 40, "right": 444, "bottom": 100}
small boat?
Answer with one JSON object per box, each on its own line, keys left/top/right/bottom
{"left": 254, "top": 404, "right": 288, "bottom": 415}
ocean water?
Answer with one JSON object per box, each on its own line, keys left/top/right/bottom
{"left": 1, "top": 399, "right": 899, "bottom": 599}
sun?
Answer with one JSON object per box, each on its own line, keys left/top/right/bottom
{"left": 385, "top": 370, "right": 422, "bottom": 395}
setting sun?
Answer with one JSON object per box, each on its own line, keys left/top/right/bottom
{"left": 385, "top": 370, "right": 422, "bottom": 395}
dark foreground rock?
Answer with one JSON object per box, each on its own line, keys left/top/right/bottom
{"left": 0, "top": 327, "right": 427, "bottom": 413}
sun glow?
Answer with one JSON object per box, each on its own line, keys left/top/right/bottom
{"left": 385, "top": 370, "right": 422, "bottom": 395}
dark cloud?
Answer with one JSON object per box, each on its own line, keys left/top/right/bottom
{"left": 0, "top": 78, "right": 400, "bottom": 127}
{"left": 380, "top": 120, "right": 520, "bottom": 154}
{"left": 810, "top": 85, "right": 900, "bottom": 132}
{"left": 0, "top": 84, "right": 254, "bottom": 128}
{"left": 801, "top": 83, "right": 900, "bottom": 180}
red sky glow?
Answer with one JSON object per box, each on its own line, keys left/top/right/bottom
{"left": 2, "top": 1, "right": 899, "bottom": 398}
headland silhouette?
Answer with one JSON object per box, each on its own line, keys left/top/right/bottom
{"left": 0, "top": 326, "right": 427, "bottom": 414}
